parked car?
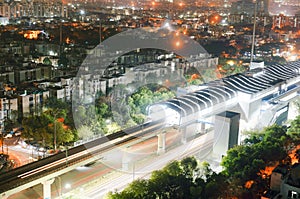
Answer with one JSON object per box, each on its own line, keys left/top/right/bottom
{"left": 14, "top": 131, "right": 21, "bottom": 136}
{"left": 4, "top": 134, "right": 12, "bottom": 139}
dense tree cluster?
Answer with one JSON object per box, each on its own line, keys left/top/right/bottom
{"left": 107, "top": 157, "right": 227, "bottom": 199}
{"left": 217, "top": 58, "right": 247, "bottom": 77}
{"left": 128, "top": 86, "right": 175, "bottom": 123}
{"left": 72, "top": 84, "right": 175, "bottom": 141}
{"left": 22, "top": 111, "right": 74, "bottom": 148}
{"left": 22, "top": 98, "right": 75, "bottom": 149}
{"left": 221, "top": 124, "right": 296, "bottom": 197}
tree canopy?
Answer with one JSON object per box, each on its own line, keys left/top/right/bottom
{"left": 128, "top": 85, "right": 175, "bottom": 124}
{"left": 22, "top": 108, "right": 75, "bottom": 149}
{"left": 107, "top": 157, "right": 229, "bottom": 199}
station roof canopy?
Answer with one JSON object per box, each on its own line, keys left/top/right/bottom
{"left": 159, "top": 61, "right": 300, "bottom": 117}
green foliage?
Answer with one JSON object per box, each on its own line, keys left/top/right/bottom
{"left": 103, "top": 122, "right": 121, "bottom": 134}
{"left": 58, "top": 54, "right": 69, "bottom": 67}
{"left": 287, "top": 115, "right": 300, "bottom": 142}
{"left": 76, "top": 125, "right": 94, "bottom": 140}
{"left": 45, "top": 97, "right": 69, "bottom": 111}
{"left": 128, "top": 85, "right": 175, "bottom": 124}
{"left": 22, "top": 113, "right": 53, "bottom": 146}
{"left": 221, "top": 124, "right": 289, "bottom": 193}
{"left": 185, "top": 75, "right": 203, "bottom": 86}
{"left": 219, "top": 63, "right": 246, "bottom": 77}
{"left": 107, "top": 157, "right": 228, "bottom": 199}
{"left": 73, "top": 84, "right": 174, "bottom": 133}
{"left": 201, "top": 69, "right": 219, "bottom": 82}
{"left": 22, "top": 109, "right": 76, "bottom": 148}
{"left": 43, "top": 57, "right": 52, "bottom": 65}
{"left": 271, "top": 56, "right": 286, "bottom": 64}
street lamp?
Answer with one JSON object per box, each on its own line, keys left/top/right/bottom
{"left": 250, "top": 0, "right": 257, "bottom": 64}
{"left": 51, "top": 110, "right": 60, "bottom": 151}
{"left": 54, "top": 117, "right": 57, "bottom": 151}
{"left": 0, "top": 121, "right": 4, "bottom": 154}
{"left": 80, "top": 10, "right": 85, "bottom": 21}
{"left": 132, "top": 161, "right": 135, "bottom": 181}
{"left": 65, "top": 183, "right": 71, "bottom": 189}
{"left": 56, "top": 176, "right": 71, "bottom": 198}
{"left": 99, "top": 19, "right": 102, "bottom": 45}
{"left": 65, "top": 145, "right": 68, "bottom": 166}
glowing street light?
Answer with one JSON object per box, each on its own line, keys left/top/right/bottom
{"left": 227, "top": 60, "right": 235, "bottom": 66}
{"left": 65, "top": 183, "right": 71, "bottom": 189}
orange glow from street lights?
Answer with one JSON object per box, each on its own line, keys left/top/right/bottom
{"left": 152, "top": 1, "right": 156, "bottom": 6}
{"left": 179, "top": 2, "right": 184, "bottom": 7}
{"left": 227, "top": 60, "right": 235, "bottom": 66}
{"left": 175, "top": 41, "right": 180, "bottom": 47}
{"left": 208, "top": 13, "right": 222, "bottom": 24}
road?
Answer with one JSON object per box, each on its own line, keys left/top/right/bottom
{"left": 0, "top": 136, "right": 36, "bottom": 169}
{"left": 6, "top": 127, "right": 215, "bottom": 199}
{"left": 82, "top": 131, "right": 214, "bottom": 199}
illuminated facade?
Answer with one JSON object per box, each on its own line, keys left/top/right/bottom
{"left": 0, "top": 0, "right": 68, "bottom": 18}
{"left": 231, "top": 0, "right": 269, "bottom": 16}
{"left": 269, "top": 0, "right": 300, "bottom": 16}
{"left": 272, "top": 13, "right": 300, "bottom": 28}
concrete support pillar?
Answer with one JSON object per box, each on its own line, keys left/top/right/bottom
{"left": 42, "top": 178, "right": 55, "bottom": 199}
{"left": 201, "top": 122, "right": 206, "bottom": 133}
{"left": 157, "top": 132, "right": 166, "bottom": 155}
{"left": 213, "top": 111, "right": 240, "bottom": 159}
{"left": 122, "top": 149, "right": 130, "bottom": 171}
{"left": 180, "top": 127, "right": 187, "bottom": 144}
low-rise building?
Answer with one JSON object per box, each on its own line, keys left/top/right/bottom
{"left": 264, "top": 164, "right": 300, "bottom": 199}
{"left": 18, "top": 90, "right": 49, "bottom": 116}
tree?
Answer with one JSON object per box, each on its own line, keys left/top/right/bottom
{"left": 22, "top": 113, "right": 53, "bottom": 147}
{"left": 287, "top": 115, "right": 300, "bottom": 143}
{"left": 221, "top": 124, "right": 289, "bottom": 196}
{"left": 104, "top": 122, "right": 121, "bottom": 134}
{"left": 44, "top": 97, "right": 69, "bottom": 112}
{"left": 202, "top": 69, "right": 219, "bottom": 82}
{"left": 58, "top": 54, "right": 69, "bottom": 68}
{"left": 22, "top": 108, "right": 76, "bottom": 149}
{"left": 43, "top": 57, "right": 52, "bottom": 66}
{"left": 128, "top": 85, "right": 175, "bottom": 124}
{"left": 219, "top": 63, "right": 246, "bottom": 77}
{"left": 76, "top": 125, "right": 94, "bottom": 140}
{"left": 108, "top": 157, "right": 209, "bottom": 199}
{"left": 97, "top": 103, "right": 110, "bottom": 118}
{"left": 73, "top": 105, "right": 87, "bottom": 127}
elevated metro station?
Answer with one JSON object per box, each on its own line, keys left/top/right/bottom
{"left": 149, "top": 60, "right": 300, "bottom": 156}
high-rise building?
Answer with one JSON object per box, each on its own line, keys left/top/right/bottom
{"left": 231, "top": 0, "right": 269, "bottom": 16}
{"left": 268, "top": 0, "right": 300, "bottom": 16}
{"left": 0, "top": 0, "right": 67, "bottom": 18}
